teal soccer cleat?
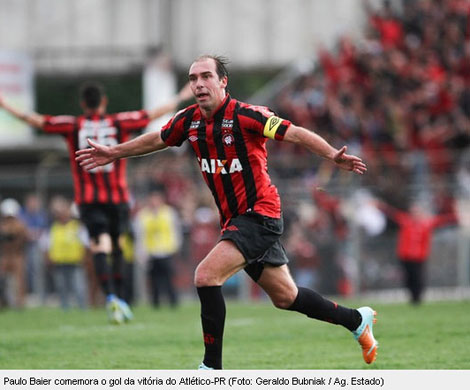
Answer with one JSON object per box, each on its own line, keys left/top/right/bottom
{"left": 352, "top": 306, "right": 378, "bottom": 364}
{"left": 198, "top": 362, "right": 214, "bottom": 370}
{"left": 118, "top": 299, "right": 134, "bottom": 322}
{"left": 106, "top": 295, "right": 124, "bottom": 324}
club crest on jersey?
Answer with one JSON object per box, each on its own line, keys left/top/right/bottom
{"left": 221, "top": 119, "right": 234, "bottom": 146}
{"left": 222, "top": 133, "right": 235, "bottom": 146}
{"left": 198, "top": 158, "right": 243, "bottom": 174}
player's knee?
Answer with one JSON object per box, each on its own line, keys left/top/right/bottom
{"left": 90, "top": 233, "right": 112, "bottom": 253}
{"left": 194, "top": 266, "right": 218, "bottom": 287}
{"left": 270, "top": 290, "right": 297, "bottom": 310}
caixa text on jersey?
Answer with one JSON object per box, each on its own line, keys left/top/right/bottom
{"left": 197, "top": 158, "right": 243, "bottom": 174}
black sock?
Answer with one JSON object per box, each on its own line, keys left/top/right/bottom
{"left": 197, "top": 286, "right": 226, "bottom": 369}
{"left": 93, "top": 252, "right": 111, "bottom": 296}
{"left": 287, "top": 287, "right": 362, "bottom": 331}
{"left": 113, "top": 275, "right": 123, "bottom": 299}
{"left": 111, "top": 248, "right": 124, "bottom": 299}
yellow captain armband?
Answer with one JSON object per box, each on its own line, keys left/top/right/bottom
{"left": 263, "top": 115, "right": 283, "bottom": 140}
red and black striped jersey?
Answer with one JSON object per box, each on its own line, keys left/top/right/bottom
{"left": 161, "top": 95, "right": 291, "bottom": 227}
{"left": 43, "top": 111, "right": 150, "bottom": 205}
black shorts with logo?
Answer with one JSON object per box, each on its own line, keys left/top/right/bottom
{"left": 220, "top": 212, "right": 289, "bottom": 282}
{"left": 79, "top": 203, "right": 130, "bottom": 242}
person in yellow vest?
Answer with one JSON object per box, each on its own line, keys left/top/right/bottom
{"left": 41, "top": 196, "right": 88, "bottom": 310}
{"left": 136, "top": 187, "right": 182, "bottom": 308}
{"left": 120, "top": 229, "right": 135, "bottom": 305}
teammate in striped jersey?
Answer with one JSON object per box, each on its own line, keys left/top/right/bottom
{"left": 76, "top": 55, "right": 378, "bottom": 366}
{"left": 0, "top": 82, "right": 192, "bottom": 323}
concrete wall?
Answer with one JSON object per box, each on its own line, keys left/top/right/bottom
{"left": 0, "top": 0, "right": 379, "bottom": 73}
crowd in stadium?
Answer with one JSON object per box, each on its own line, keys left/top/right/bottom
{"left": 1, "top": 0, "right": 468, "bottom": 309}
{"left": 273, "top": 0, "right": 469, "bottom": 204}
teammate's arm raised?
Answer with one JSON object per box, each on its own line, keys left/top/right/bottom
{"left": 146, "top": 83, "right": 193, "bottom": 121}
{"left": 0, "top": 92, "right": 45, "bottom": 128}
{"left": 75, "top": 130, "right": 167, "bottom": 171}
{"left": 283, "top": 124, "right": 367, "bottom": 174}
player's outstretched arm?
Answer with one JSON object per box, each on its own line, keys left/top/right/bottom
{"left": 146, "top": 83, "right": 193, "bottom": 121}
{"left": 75, "top": 130, "right": 167, "bottom": 171}
{"left": 374, "top": 199, "right": 405, "bottom": 222}
{"left": 0, "top": 92, "right": 45, "bottom": 128}
{"left": 283, "top": 124, "right": 367, "bottom": 174}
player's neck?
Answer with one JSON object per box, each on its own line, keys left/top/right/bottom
{"left": 200, "top": 93, "right": 227, "bottom": 120}
{"left": 83, "top": 107, "right": 105, "bottom": 116}
{"left": 200, "top": 107, "right": 215, "bottom": 119}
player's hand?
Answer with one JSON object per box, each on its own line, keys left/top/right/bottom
{"left": 333, "top": 146, "right": 367, "bottom": 174}
{"left": 75, "top": 139, "right": 115, "bottom": 171}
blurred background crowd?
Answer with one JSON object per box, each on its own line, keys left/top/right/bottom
{"left": 272, "top": 0, "right": 470, "bottom": 207}
{"left": 0, "top": 0, "right": 469, "bottom": 310}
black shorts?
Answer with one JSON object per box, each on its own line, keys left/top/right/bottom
{"left": 79, "top": 203, "right": 130, "bottom": 242}
{"left": 220, "top": 212, "right": 289, "bottom": 282}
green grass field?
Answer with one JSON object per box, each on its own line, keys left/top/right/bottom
{"left": 0, "top": 299, "right": 468, "bottom": 370}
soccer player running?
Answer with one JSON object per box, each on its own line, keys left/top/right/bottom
{"left": 76, "top": 55, "right": 378, "bottom": 367}
{"left": 0, "top": 82, "right": 192, "bottom": 323}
